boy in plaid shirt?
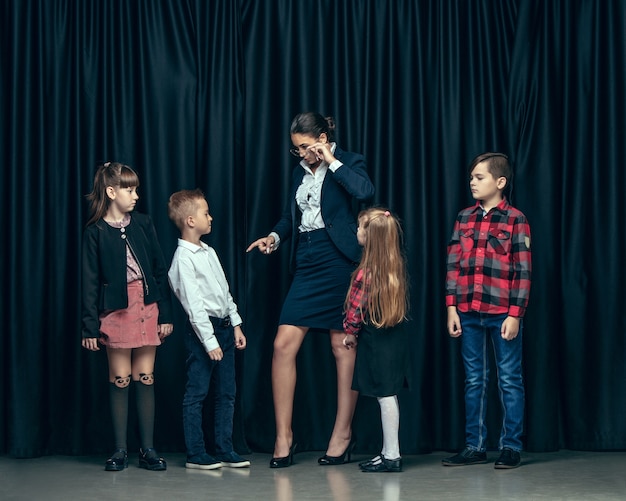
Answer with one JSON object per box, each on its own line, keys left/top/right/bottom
{"left": 442, "top": 153, "right": 531, "bottom": 469}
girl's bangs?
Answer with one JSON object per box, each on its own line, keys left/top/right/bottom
{"left": 118, "top": 166, "right": 140, "bottom": 188}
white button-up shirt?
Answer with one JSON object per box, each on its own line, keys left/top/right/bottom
{"left": 271, "top": 143, "right": 343, "bottom": 247}
{"left": 168, "top": 238, "right": 242, "bottom": 353}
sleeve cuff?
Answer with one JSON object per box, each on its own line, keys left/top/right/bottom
{"left": 328, "top": 160, "right": 343, "bottom": 172}
{"left": 229, "top": 312, "right": 243, "bottom": 327}
{"left": 202, "top": 336, "right": 220, "bottom": 353}
{"left": 508, "top": 306, "right": 525, "bottom": 318}
{"left": 269, "top": 231, "right": 280, "bottom": 249}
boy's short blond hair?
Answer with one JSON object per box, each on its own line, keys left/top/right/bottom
{"left": 168, "top": 189, "right": 206, "bottom": 231}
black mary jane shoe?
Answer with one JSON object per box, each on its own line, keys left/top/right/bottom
{"left": 318, "top": 439, "right": 356, "bottom": 466}
{"left": 138, "top": 448, "right": 167, "bottom": 471}
{"left": 105, "top": 448, "right": 128, "bottom": 471}
{"left": 360, "top": 455, "right": 402, "bottom": 473}
{"left": 358, "top": 454, "right": 383, "bottom": 468}
{"left": 269, "top": 443, "right": 298, "bottom": 469}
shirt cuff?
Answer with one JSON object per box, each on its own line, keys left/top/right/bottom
{"left": 445, "top": 295, "right": 457, "bottom": 307}
{"left": 328, "top": 159, "right": 343, "bottom": 172}
{"left": 269, "top": 231, "right": 280, "bottom": 249}
{"left": 229, "top": 312, "right": 243, "bottom": 327}
{"left": 202, "top": 335, "right": 220, "bottom": 353}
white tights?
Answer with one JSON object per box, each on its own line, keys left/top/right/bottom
{"left": 378, "top": 394, "right": 400, "bottom": 460}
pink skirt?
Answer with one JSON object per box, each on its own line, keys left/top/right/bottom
{"left": 99, "top": 280, "right": 161, "bottom": 349}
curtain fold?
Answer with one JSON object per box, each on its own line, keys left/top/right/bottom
{"left": 1, "top": 0, "right": 624, "bottom": 457}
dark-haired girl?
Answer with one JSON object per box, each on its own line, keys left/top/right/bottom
{"left": 82, "top": 162, "right": 173, "bottom": 471}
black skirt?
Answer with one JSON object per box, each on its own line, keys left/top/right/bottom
{"left": 352, "top": 321, "right": 411, "bottom": 397}
{"left": 279, "top": 229, "right": 355, "bottom": 331}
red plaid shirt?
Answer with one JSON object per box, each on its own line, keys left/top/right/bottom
{"left": 445, "top": 199, "right": 532, "bottom": 317}
{"left": 343, "top": 269, "right": 368, "bottom": 336}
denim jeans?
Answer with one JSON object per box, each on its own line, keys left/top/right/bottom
{"left": 459, "top": 311, "right": 524, "bottom": 452}
{"left": 182, "top": 320, "right": 236, "bottom": 458}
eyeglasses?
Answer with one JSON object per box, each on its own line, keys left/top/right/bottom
{"left": 289, "top": 136, "right": 321, "bottom": 158}
{"left": 289, "top": 146, "right": 314, "bottom": 158}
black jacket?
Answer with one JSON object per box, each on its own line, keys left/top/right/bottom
{"left": 271, "top": 147, "right": 375, "bottom": 272}
{"left": 81, "top": 212, "right": 173, "bottom": 339}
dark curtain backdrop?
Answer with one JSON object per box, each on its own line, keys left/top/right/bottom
{"left": 1, "top": 0, "right": 624, "bottom": 458}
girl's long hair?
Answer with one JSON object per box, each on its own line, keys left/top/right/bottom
{"left": 85, "top": 162, "right": 140, "bottom": 226}
{"left": 345, "top": 208, "right": 408, "bottom": 328}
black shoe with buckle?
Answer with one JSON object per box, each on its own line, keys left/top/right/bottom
{"left": 441, "top": 447, "right": 488, "bottom": 466}
{"left": 360, "top": 455, "right": 402, "bottom": 473}
{"left": 359, "top": 454, "right": 382, "bottom": 468}
{"left": 138, "top": 448, "right": 167, "bottom": 471}
{"left": 105, "top": 448, "right": 128, "bottom": 471}
{"left": 494, "top": 448, "right": 521, "bottom": 469}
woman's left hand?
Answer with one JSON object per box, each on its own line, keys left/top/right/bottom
{"left": 158, "top": 323, "right": 174, "bottom": 339}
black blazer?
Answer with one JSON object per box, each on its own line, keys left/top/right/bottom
{"left": 82, "top": 212, "right": 173, "bottom": 339}
{"left": 271, "top": 147, "right": 375, "bottom": 271}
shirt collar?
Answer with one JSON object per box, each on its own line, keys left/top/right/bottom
{"left": 177, "top": 238, "right": 209, "bottom": 253}
{"left": 474, "top": 197, "right": 510, "bottom": 215}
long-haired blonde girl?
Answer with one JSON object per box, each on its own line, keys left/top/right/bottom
{"left": 343, "top": 207, "right": 411, "bottom": 472}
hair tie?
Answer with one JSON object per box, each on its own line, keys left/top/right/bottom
{"left": 384, "top": 210, "right": 390, "bottom": 217}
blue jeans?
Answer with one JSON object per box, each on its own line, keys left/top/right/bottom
{"left": 459, "top": 311, "right": 524, "bottom": 452}
{"left": 182, "top": 320, "right": 236, "bottom": 457}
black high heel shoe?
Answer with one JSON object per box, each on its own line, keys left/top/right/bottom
{"left": 318, "top": 438, "right": 356, "bottom": 465}
{"left": 269, "top": 443, "right": 298, "bottom": 468}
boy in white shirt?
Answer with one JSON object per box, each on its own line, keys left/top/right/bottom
{"left": 167, "top": 189, "right": 249, "bottom": 470}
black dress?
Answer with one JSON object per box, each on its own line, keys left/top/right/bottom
{"left": 352, "top": 321, "right": 411, "bottom": 398}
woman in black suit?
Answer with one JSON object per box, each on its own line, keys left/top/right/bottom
{"left": 247, "top": 112, "right": 375, "bottom": 467}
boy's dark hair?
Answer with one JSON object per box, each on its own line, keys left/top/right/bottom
{"left": 469, "top": 152, "right": 512, "bottom": 191}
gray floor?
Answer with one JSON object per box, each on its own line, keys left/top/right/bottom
{"left": 1, "top": 450, "right": 625, "bottom": 500}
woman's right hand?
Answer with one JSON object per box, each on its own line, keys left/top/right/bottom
{"left": 246, "top": 235, "right": 276, "bottom": 254}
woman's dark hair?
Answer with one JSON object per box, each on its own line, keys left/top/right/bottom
{"left": 290, "top": 112, "right": 336, "bottom": 142}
